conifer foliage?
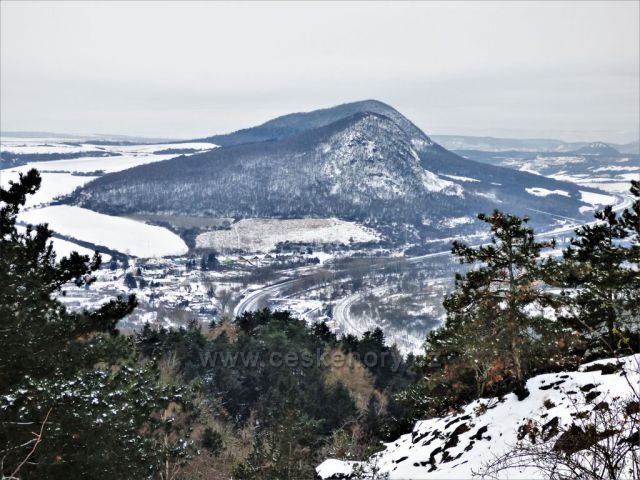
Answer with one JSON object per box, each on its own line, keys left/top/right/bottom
{"left": 557, "top": 180, "right": 640, "bottom": 356}
{"left": 426, "top": 211, "right": 569, "bottom": 401}
{"left": 397, "top": 182, "right": 639, "bottom": 427}
{"left": 0, "top": 170, "right": 193, "bottom": 479}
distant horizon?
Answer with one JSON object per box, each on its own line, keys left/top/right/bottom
{"left": 2, "top": 2, "right": 638, "bottom": 144}
{"left": 1, "top": 126, "right": 637, "bottom": 147}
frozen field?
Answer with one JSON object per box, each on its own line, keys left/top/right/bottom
{"left": 15, "top": 225, "right": 111, "bottom": 261}
{"left": 579, "top": 190, "right": 617, "bottom": 206}
{"left": 196, "top": 218, "right": 380, "bottom": 253}
{"left": 0, "top": 171, "right": 98, "bottom": 208}
{"left": 19, "top": 206, "right": 188, "bottom": 257}
{"left": 2, "top": 138, "right": 215, "bottom": 257}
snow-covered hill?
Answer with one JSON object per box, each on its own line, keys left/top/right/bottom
{"left": 70, "top": 102, "right": 602, "bottom": 245}
{"left": 572, "top": 142, "right": 620, "bottom": 156}
{"left": 431, "top": 135, "right": 639, "bottom": 155}
{"left": 317, "top": 354, "right": 640, "bottom": 479}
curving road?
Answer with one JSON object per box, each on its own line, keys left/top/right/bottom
{"left": 332, "top": 285, "right": 390, "bottom": 336}
{"left": 234, "top": 193, "right": 634, "bottom": 333}
{"left": 233, "top": 278, "right": 299, "bottom": 317}
{"left": 333, "top": 193, "right": 634, "bottom": 338}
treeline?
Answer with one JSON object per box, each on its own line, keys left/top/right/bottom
{"left": 0, "top": 150, "right": 119, "bottom": 168}
{"left": 134, "top": 313, "right": 419, "bottom": 478}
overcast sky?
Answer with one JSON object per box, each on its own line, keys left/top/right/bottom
{"left": 1, "top": 1, "right": 638, "bottom": 143}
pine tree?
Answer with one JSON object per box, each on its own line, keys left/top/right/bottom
{"left": 207, "top": 251, "right": 219, "bottom": 270}
{"left": 429, "top": 210, "right": 563, "bottom": 397}
{"left": 362, "top": 394, "right": 383, "bottom": 441}
{"left": 622, "top": 180, "right": 640, "bottom": 239}
{"left": 0, "top": 170, "right": 193, "bottom": 479}
{"left": 233, "top": 410, "right": 319, "bottom": 480}
{"left": 624, "top": 181, "right": 640, "bottom": 349}
{"left": 557, "top": 181, "right": 640, "bottom": 355}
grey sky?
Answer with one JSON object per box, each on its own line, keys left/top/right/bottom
{"left": 1, "top": 1, "right": 638, "bottom": 143}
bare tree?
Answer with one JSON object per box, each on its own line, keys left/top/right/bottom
{"left": 216, "top": 289, "right": 234, "bottom": 314}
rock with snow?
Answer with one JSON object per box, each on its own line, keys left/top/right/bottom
{"left": 317, "top": 354, "right": 640, "bottom": 479}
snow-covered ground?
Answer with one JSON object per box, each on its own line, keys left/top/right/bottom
{"left": 5, "top": 153, "right": 176, "bottom": 174}
{"left": 1, "top": 139, "right": 214, "bottom": 156}
{"left": 15, "top": 225, "right": 110, "bottom": 261}
{"left": 317, "top": 354, "right": 640, "bottom": 479}
{"left": 550, "top": 172, "right": 640, "bottom": 195}
{"left": 1, "top": 137, "right": 216, "bottom": 257}
{"left": 0, "top": 171, "right": 99, "bottom": 208}
{"left": 579, "top": 190, "right": 617, "bottom": 207}
{"left": 526, "top": 187, "right": 570, "bottom": 197}
{"left": 441, "top": 174, "right": 480, "bottom": 183}
{"left": 439, "top": 216, "right": 476, "bottom": 229}
{"left": 19, "top": 206, "right": 188, "bottom": 258}
{"left": 196, "top": 218, "right": 379, "bottom": 253}
{"left": 0, "top": 143, "right": 99, "bottom": 155}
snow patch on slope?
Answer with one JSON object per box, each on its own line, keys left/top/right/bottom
{"left": 526, "top": 187, "right": 570, "bottom": 198}
{"left": 439, "top": 216, "right": 475, "bottom": 229}
{"left": 441, "top": 174, "right": 480, "bottom": 183}
{"left": 317, "top": 354, "right": 640, "bottom": 480}
{"left": 579, "top": 190, "right": 616, "bottom": 206}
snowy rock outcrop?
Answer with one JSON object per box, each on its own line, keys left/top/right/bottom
{"left": 317, "top": 355, "right": 640, "bottom": 479}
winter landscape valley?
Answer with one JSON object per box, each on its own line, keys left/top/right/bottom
{"left": 2, "top": 2, "right": 639, "bottom": 479}
{"left": 3, "top": 101, "right": 637, "bottom": 354}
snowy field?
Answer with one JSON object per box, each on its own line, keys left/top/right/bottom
{"left": 15, "top": 225, "right": 111, "bottom": 261}
{"left": 550, "top": 172, "right": 640, "bottom": 195}
{"left": 196, "top": 218, "right": 380, "bottom": 253}
{"left": 6, "top": 153, "right": 176, "bottom": 174}
{"left": 19, "top": 206, "right": 188, "bottom": 257}
{"left": 1, "top": 139, "right": 214, "bottom": 155}
{"left": 579, "top": 190, "right": 617, "bottom": 206}
{"left": 1, "top": 137, "right": 215, "bottom": 257}
{"left": 0, "top": 171, "right": 98, "bottom": 208}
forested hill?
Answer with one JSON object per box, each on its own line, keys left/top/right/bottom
{"left": 70, "top": 101, "right": 603, "bottom": 241}
{"left": 72, "top": 112, "right": 466, "bottom": 223}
